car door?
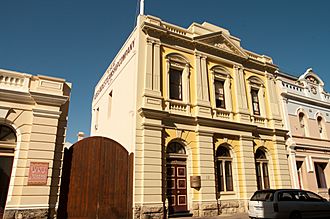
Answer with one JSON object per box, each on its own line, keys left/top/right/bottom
{"left": 277, "top": 191, "right": 297, "bottom": 218}
{"left": 305, "top": 191, "right": 330, "bottom": 218}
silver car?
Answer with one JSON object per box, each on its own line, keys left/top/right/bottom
{"left": 248, "top": 189, "right": 330, "bottom": 219}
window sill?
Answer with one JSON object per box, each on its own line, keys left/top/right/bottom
{"left": 219, "top": 191, "right": 235, "bottom": 196}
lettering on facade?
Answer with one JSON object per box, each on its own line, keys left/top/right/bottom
{"left": 28, "top": 162, "right": 49, "bottom": 185}
{"left": 94, "top": 39, "right": 135, "bottom": 100}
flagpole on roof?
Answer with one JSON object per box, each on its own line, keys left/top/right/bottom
{"left": 140, "top": 0, "right": 144, "bottom": 15}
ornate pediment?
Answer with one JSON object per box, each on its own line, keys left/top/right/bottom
{"left": 194, "top": 32, "right": 248, "bottom": 58}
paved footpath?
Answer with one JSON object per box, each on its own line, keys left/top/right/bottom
{"left": 175, "top": 213, "right": 249, "bottom": 219}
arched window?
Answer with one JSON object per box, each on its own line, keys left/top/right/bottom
{"left": 298, "top": 112, "right": 308, "bottom": 136}
{"left": 317, "top": 116, "right": 326, "bottom": 139}
{"left": 0, "top": 124, "right": 17, "bottom": 143}
{"left": 0, "top": 124, "right": 16, "bottom": 214}
{"left": 216, "top": 145, "right": 233, "bottom": 193}
{"left": 255, "top": 148, "right": 270, "bottom": 190}
{"left": 166, "top": 142, "right": 186, "bottom": 154}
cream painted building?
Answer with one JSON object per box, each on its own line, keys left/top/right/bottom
{"left": 91, "top": 15, "right": 291, "bottom": 218}
{"left": 277, "top": 68, "right": 330, "bottom": 198}
{"left": 0, "top": 69, "right": 71, "bottom": 218}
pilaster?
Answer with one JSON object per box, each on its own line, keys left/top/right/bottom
{"left": 270, "top": 138, "right": 291, "bottom": 188}
{"left": 194, "top": 53, "right": 211, "bottom": 118}
{"left": 134, "top": 119, "right": 164, "bottom": 218}
{"left": 265, "top": 73, "right": 283, "bottom": 128}
{"left": 236, "top": 136, "right": 256, "bottom": 201}
{"left": 142, "top": 37, "right": 162, "bottom": 111}
{"left": 233, "top": 66, "right": 250, "bottom": 122}
{"left": 190, "top": 131, "right": 217, "bottom": 217}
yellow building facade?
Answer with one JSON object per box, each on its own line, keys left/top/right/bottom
{"left": 0, "top": 69, "right": 70, "bottom": 219}
{"left": 91, "top": 15, "right": 291, "bottom": 218}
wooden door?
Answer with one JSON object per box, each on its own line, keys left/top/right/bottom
{"left": 0, "top": 156, "right": 14, "bottom": 219}
{"left": 167, "top": 159, "right": 187, "bottom": 214}
{"left": 58, "top": 137, "right": 133, "bottom": 219}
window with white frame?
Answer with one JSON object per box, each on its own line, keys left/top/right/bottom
{"left": 248, "top": 76, "right": 265, "bottom": 117}
{"left": 216, "top": 145, "right": 233, "bottom": 193}
{"left": 211, "top": 66, "right": 232, "bottom": 111}
{"left": 251, "top": 88, "right": 260, "bottom": 115}
{"left": 165, "top": 54, "right": 190, "bottom": 103}
{"left": 214, "top": 80, "right": 225, "bottom": 108}
{"left": 255, "top": 148, "right": 270, "bottom": 190}
{"left": 169, "top": 68, "right": 183, "bottom": 100}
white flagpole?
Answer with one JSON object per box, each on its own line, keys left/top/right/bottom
{"left": 139, "top": 0, "right": 145, "bottom": 15}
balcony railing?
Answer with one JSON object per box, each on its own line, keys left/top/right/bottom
{"left": 213, "top": 108, "right": 232, "bottom": 120}
{"left": 0, "top": 71, "right": 29, "bottom": 93}
{"left": 165, "top": 99, "right": 191, "bottom": 115}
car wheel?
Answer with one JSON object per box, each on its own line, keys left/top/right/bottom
{"left": 290, "top": 211, "right": 302, "bottom": 219}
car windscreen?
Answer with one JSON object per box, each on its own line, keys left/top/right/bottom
{"left": 251, "top": 191, "right": 275, "bottom": 201}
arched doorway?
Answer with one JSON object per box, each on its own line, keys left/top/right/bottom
{"left": 166, "top": 141, "right": 188, "bottom": 216}
{"left": 0, "top": 124, "right": 16, "bottom": 218}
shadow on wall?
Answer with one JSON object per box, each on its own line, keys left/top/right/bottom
{"left": 48, "top": 82, "right": 71, "bottom": 218}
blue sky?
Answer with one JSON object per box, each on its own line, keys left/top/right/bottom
{"left": 1, "top": 1, "right": 329, "bottom": 143}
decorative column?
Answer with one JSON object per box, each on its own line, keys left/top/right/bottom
{"left": 233, "top": 66, "right": 250, "bottom": 122}
{"left": 237, "top": 135, "right": 257, "bottom": 210}
{"left": 270, "top": 138, "right": 292, "bottom": 188}
{"left": 145, "top": 39, "right": 153, "bottom": 90}
{"left": 143, "top": 37, "right": 162, "bottom": 110}
{"left": 190, "top": 131, "right": 217, "bottom": 217}
{"left": 194, "top": 53, "right": 211, "bottom": 117}
{"left": 258, "top": 85, "right": 266, "bottom": 118}
{"left": 265, "top": 73, "right": 283, "bottom": 128}
{"left": 195, "top": 54, "right": 203, "bottom": 102}
{"left": 224, "top": 75, "right": 233, "bottom": 114}
{"left": 201, "top": 56, "right": 210, "bottom": 102}
{"left": 153, "top": 42, "right": 161, "bottom": 92}
{"left": 134, "top": 119, "right": 164, "bottom": 218}
{"left": 287, "top": 146, "right": 299, "bottom": 189}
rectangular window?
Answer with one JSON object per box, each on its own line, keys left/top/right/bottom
{"left": 314, "top": 162, "right": 327, "bottom": 188}
{"left": 215, "top": 80, "right": 225, "bottom": 108}
{"left": 108, "top": 91, "right": 113, "bottom": 118}
{"left": 95, "top": 107, "right": 99, "bottom": 130}
{"left": 169, "top": 68, "right": 182, "bottom": 100}
{"left": 225, "top": 161, "right": 233, "bottom": 191}
{"left": 251, "top": 89, "right": 260, "bottom": 115}
{"left": 296, "top": 161, "right": 303, "bottom": 189}
{"left": 217, "top": 161, "right": 224, "bottom": 192}
{"left": 256, "top": 162, "right": 262, "bottom": 190}
{"left": 262, "top": 163, "right": 270, "bottom": 189}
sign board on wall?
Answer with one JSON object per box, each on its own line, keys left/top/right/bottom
{"left": 28, "top": 162, "right": 49, "bottom": 185}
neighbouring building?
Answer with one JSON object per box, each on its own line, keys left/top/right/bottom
{"left": 91, "top": 15, "right": 291, "bottom": 218}
{"left": 277, "top": 68, "right": 330, "bottom": 198}
{"left": 0, "top": 69, "right": 71, "bottom": 218}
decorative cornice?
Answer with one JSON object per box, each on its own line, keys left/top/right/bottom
{"left": 30, "top": 91, "right": 69, "bottom": 106}
{"left": 141, "top": 21, "right": 278, "bottom": 72}
{"left": 282, "top": 92, "right": 330, "bottom": 109}
{"left": 0, "top": 89, "right": 35, "bottom": 104}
